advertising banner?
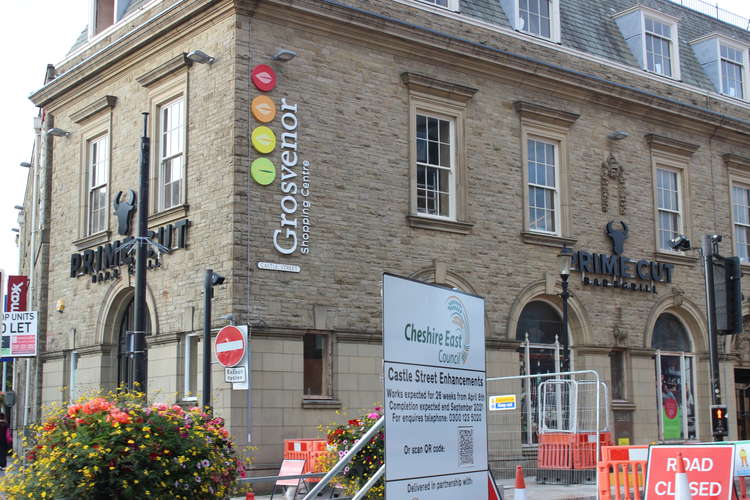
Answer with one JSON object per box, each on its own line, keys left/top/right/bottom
{"left": 5, "top": 275, "right": 29, "bottom": 312}
{"left": 644, "top": 445, "right": 734, "bottom": 500}
{"left": 1, "top": 311, "right": 38, "bottom": 357}
{"left": 383, "top": 273, "right": 487, "bottom": 500}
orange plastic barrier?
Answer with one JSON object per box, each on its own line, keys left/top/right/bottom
{"left": 597, "top": 459, "right": 647, "bottom": 500}
{"left": 538, "top": 432, "right": 614, "bottom": 470}
{"left": 283, "top": 439, "right": 328, "bottom": 483}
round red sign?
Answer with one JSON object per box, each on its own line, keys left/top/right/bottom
{"left": 251, "top": 64, "right": 277, "bottom": 92}
{"left": 214, "top": 326, "right": 246, "bottom": 368}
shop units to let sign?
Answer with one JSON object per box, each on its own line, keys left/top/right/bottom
{"left": 1, "top": 311, "right": 38, "bottom": 357}
{"left": 644, "top": 444, "right": 734, "bottom": 500}
{"left": 382, "top": 273, "right": 488, "bottom": 500}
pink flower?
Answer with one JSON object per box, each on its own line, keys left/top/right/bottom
{"left": 367, "top": 412, "right": 379, "bottom": 419}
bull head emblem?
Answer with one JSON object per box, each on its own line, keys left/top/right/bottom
{"left": 113, "top": 190, "right": 136, "bottom": 236}
{"left": 606, "top": 220, "right": 629, "bottom": 255}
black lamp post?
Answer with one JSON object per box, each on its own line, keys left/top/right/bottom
{"left": 202, "top": 269, "right": 226, "bottom": 411}
{"left": 558, "top": 245, "right": 574, "bottom": 344}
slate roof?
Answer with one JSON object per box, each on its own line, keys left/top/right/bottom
{"left": 459, "top": 0, "right": 750, "bottom": 94}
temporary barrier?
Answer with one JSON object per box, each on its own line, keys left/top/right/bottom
{"left": 597, "top": 459, "right": 647, "bottom": 500}
{"left": 283, "top": 439, "right": 328, "bottom": 485}
{"left": 486, "top": 370, "right": 606, "bottom": 487}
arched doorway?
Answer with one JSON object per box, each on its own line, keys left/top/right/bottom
{"left": 115, "top": 297, "right": 151, "bottom": 390}
{"left": 516, "top": 300, "right": 570, "bottom": 444}
{"left": 652, "top": 312, "right": 696, "bottom": 441}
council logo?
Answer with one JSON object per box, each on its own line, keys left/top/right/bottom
{"left": 251, "top": 95, "right": 276, "bottom": 123}
{"left": 446, "top": 295, "right": 471, "bottom": 365}
{"left": 251, "top": 158, "right": 276, "bottom": 185}
{"left": 251, "top": 126, "right": 276, "bottom": 154}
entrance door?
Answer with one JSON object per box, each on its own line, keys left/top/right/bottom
{"left": 736, "top": 369, "right": 750, "bottom": 440}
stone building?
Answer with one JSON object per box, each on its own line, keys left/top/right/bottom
{"left": 16, "top": 0, "right": 750, "bottom": 472}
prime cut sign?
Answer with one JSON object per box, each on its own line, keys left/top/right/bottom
{"left": 644, "top": 445, "right": 734, "bottom": 500}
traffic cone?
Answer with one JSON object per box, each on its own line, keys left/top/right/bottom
{"left": 515, "top": 465, "right": 527, "bottom": 500}
{"left": 245, "top": 492, "right": 255, "bottom": 500}
{"left": 675, "top": 452, "right": 692, "bottom": 500}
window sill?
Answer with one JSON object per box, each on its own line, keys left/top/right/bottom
{"left": 73, "top": 230, "right": 111, "bottom": 250}
{"left": 302, "top": 398, "right": 342, "bottom": 409}
{"left": 407, "top": 215, "right": 473, "bottom": 235}
{"left": 654, "top": 251, "right": 698, "bottom": 266}
{"left": 149, "top": 204, "right": 189, "bottom": 228}
{"left": 521, "top": 231, "right": 576, "bottom": 248}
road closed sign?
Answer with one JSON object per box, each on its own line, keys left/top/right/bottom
{"left": 644, "top": 445, "right": 734, "bottom": 500}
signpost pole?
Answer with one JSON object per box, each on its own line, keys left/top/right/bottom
{"left": 203, "top": 269, "right": 213, "bottom": 411}
{"left": 702, "top": 235, "right": 722, "bottom": 440}
{"left": 131, "top": 113, "right": 150, "bottom": 394}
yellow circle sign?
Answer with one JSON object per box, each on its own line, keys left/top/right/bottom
{"left": 251, "top": 126, "right": 276, "bottom": 154}
{"left": 251, "top": 158, "right": 276, "bottom": 186}
{"left": 251, "top": 95, "right": 276, "bottom": 123}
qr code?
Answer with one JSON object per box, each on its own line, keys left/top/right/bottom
{"left": 458, "top": 427, "right": 474, "bottom": 467}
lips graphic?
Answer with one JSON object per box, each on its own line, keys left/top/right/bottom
{"left": 256, "top": 72, "right": 272, "bottom": 84}
{"left": 256, "top": 103, "right": 272, "bottom": 115}
{"left": 251, "top": 64, "right": 277, "bottom": 91}
{"left": 256, "top": 134, "right": 272, "bottom": 147}
{"left": 251, "top": 126, "right": 276, "bottom": 153}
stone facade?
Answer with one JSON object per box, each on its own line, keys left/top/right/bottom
{"left": 17, "top": 0, "right": 750, "bottom": 471}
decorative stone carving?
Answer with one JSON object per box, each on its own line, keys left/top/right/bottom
{"left": 739, "top": 335, "right": 750, "bottom": 364}
{"left": 613, "top": 307, "right": 627, "bottom": 346}
{"left": 671, "top": 287, "right": 685, "bottom": 307}
{"left": 601, "top": 153, "right": 626, "bottom": 215}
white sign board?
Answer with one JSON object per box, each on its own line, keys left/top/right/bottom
{"left": 383, "top": 274, "right": 488, "bottom": 500}
{"left": 489, "top": 395, "right": 517, "bottom": 411}
{"left": 1, "top": 311, "right": 38, "bottom": 357}
{"left": 230, "top": 325, "right": 250, "bottom": 390}
{"left": 225, "top": 366, "right": 247, "bottom": 383}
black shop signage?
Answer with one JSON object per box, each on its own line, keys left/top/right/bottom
{"left": 70, "top": 219, "right": 189, "bottom": 284}
{"left": 571, "top": 221, "right": 675, "bottom": 294}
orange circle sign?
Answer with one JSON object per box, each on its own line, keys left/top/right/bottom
{"left": 252, "top": 95, "right": 276, "bottom": 123}
{"left": 251, "top": 126, "right": 276, "bottom": 154}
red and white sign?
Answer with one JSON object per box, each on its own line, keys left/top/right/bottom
{"left": 251, "top": 64, "right": 277, "bottom": 92}
{"left": 214, "top": 325, "right": 246, "bottom": 368}
{"left": 644, "top": 445, "right": 734, "bottom": 500}
{"left": 6, "top": 275, "right": 29, "bottom": 312}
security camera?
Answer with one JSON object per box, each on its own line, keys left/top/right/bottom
{"left": 669, "top": 234, "right": 692, "bottom": 252}
{"left": 711, "top": 234, "right": 723, "bottom": 243}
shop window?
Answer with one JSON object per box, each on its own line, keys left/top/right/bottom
{"left": 516, "top": 300, "right": 570, "bottom": 444}
{"left": 403, "top": 73, "right": 476, "bottom": 235}
{"left": 157, "top": 97, "right": 185, "bottom": 211}
{"left": 613, "top": 7, "right": 681, "bottom": 80}
{"left": 500, "top": 0, "right": 561, "bottom": 42}
{"left": 181, "top": 333, "right": 200, "bottom": 401}
{"left": 304, "top": 333, "right": 331, "bottom": 398}
{"left": 87, "top": 134, "right": 109, "bottom": 235}
{"left": 652, "top": 313, "right": 697, "bottom": 441}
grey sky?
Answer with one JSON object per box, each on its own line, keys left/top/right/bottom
{"left": 0, "top": 0, "right": 748, "bottom": 292}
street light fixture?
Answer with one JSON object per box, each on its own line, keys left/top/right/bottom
{"left": 203, "top": 269, "right": 226, "bottom": 411}
{"left": 558, "top": 245, "right": 574, "bottom": 344}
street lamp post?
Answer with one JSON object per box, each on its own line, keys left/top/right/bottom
{"left": 558, "top": 246, "right": 574, "bottom": 344}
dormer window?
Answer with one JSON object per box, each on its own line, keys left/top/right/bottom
{"left": 89, "top": 0, "right": 133, "bottom": 38}
{"left": 614, "top": 7, "right": 681, "bottom": 80}
{"left": 691, "top": 34, "right": 749, "bottom": 100}
{"left": 500, "top": 0, "right": 561, "bottom": 42}
{"left": 418, "top": 0, "right": 459, "bottom": 11}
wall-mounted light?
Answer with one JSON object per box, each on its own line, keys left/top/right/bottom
{"left": 607, "top": 131, "right": 629, "bottom": 141}
{"left": 19, "top": 162, "right": 31, "bottom": 168}
{"left": 271, "top": 49, "right": 297, "bottom": 62}
{"left": 47, "top": 128, "right": 70, "bottom": 138}
{"left": 10, "top": 228, "right": 19, "bottom": 233}
{"left": 14, "top": 206, "right": 24, "bottom": 211}
{"left": 56, "top": 299, "right": 65, "bottom": 313}
{"left": 187, "top": 50, "right": 216, "bottom": 65}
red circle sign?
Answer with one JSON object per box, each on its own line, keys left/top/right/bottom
{"left": 214, "top": 326, "right": 246, "bottom": 368}
{"left": 251, "top": 64, "right": 277, "bottom": 92}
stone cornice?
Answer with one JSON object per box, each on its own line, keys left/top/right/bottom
{"left": 29, "top": 0, "right": 229, "bottom": 108}
{"left": 514, "top": 101, "right": 580, "bottom": 129}
{"left": 723, "top": 153, "right": 750, "bottom": 173}
{"left": 136, "top": 54, "right": 191, "bottom": 87}
{"left": 70, "top": 95, "right": 117, "bottom": 123}
{"left": 401, "top": 72, "right": 478, "bottom": 102}
{"left": 645, "top": 134, "right": 701, "bottom": 157}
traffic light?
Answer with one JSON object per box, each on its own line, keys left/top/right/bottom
{"left": 714, "top": 256, "right": 742, "bottom": 334}
{"left": 711, "top": 405, "right": 728, "bottom": 438}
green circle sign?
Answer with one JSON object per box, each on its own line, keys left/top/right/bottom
{"left": 251, "top": 158, "right": 276, "bottom": 186}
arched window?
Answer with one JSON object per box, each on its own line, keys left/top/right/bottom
{"left": 516, "top": 300, "right": 571, "bottom": 444}
{"left": 652, "top": 312, "right": 696, "bottom": 441}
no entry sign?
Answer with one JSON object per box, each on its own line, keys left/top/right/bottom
{"left": 644, "top": 445, "right": 734, "bottom": 500}
{"left": 214, "top": 326, "right": 246, "bottom": 368}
